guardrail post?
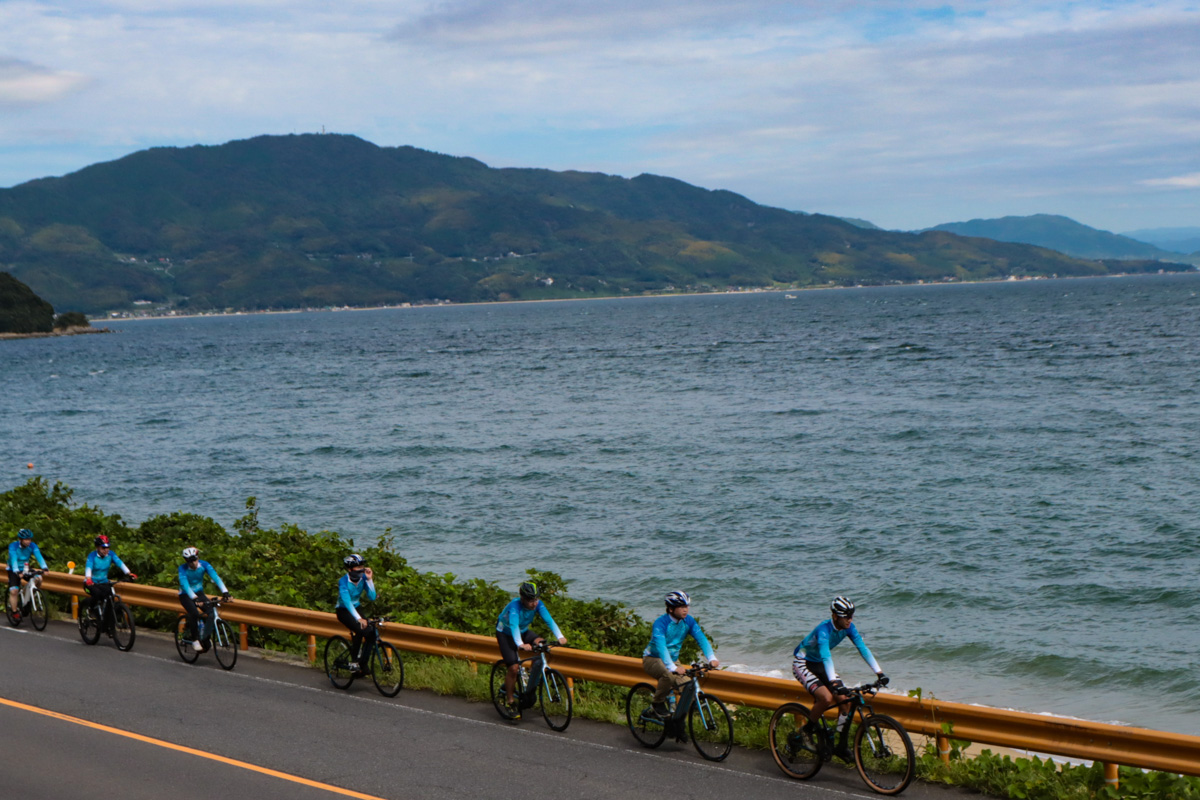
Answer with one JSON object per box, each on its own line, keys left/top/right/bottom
{"left": 71, "top": 595, "right": 78, "bottom": 620}
{"left": 1103, "top": 762, "right": 1119, "bottom": 790}
{"left": 566, "top": 676, "right": 575, "bottom": 699}
{"left": 239, "top": 623, "right": 248, "bottom": 651}
{"left": 469, "top": 661, "right": 478, "bottom": 675}
{"left": 307, "top": 634, "right": 317, "bottom": 664}
{"left": 937, "top": 733, "right": 951, "bottom": 764}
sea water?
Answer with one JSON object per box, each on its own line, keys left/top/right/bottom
{"left": 4, "top": 274, "right": 1198, "bottom": 733}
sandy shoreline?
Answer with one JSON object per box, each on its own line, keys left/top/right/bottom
{"left": 99, "top": 270, "right": 1200, "bottom": 324}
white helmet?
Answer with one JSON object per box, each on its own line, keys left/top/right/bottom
{"left": 665, "top": 590, "right": 691, "bottom": 608}
{"left": 182, "top": 547, "right": 199, "bottom": 560}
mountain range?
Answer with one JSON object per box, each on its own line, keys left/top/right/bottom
{"left": 924, "top": 215, "right": 1199, "bottom": 263}
{"left": 0, "top": 134, "right": 1190, "bottom": 313}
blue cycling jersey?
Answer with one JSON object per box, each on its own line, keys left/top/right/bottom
{"left": 336, "top": 573, "right": 376, "bottom": 620}
{"left": 7, "top": 541, "right": 47, "bottom": 572}
{"left": 794, "top": 619, "right": 881, "bottom": 682}
{"left": 178, "top": 560, "right": 228, "bottom": 599}
{"left": 643, "top": 613, "right": 715, "bottom": 672}
{"left": 495, "top": 598, "right": 564, "bottom": 649}
{"left": 84, "top": 550, "right": 129, "bottom": 584}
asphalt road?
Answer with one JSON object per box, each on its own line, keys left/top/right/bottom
{"left": 0, "top": 619, "right": 973, "bottom": 800}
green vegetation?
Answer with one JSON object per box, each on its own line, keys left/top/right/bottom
{"left": 0, "top": 271, "right": 54, "bottom": 333}
{"left": 5, "top": 476, "right": 1199, "bottom": 798}
{"left": 53, "top": 311, "right": 90, "bottom": 329}
{"left": 0, "top": 478, "right": 650, "bottom": 657}
{"left": 1, "top": 135, "right": 1188, "bottom": 314}
{"left": 918, "top": 738, "right": 1200, "bottom": 799}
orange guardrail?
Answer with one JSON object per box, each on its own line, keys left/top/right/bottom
{"left": 40, "top": 572, "right": 1200, "bottom": 781}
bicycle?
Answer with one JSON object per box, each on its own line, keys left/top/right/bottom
{"left": 324, "top": 617, "right": 404, "bottom": 697}
{"left": 768, "top": 679, "right": 915, "bottom": 795}
{"left": 488, "top": 640, "right": 573, "bottom": 731}
{"left": 625, "top": 662, "right": 733, "bottom": 761}
{"left": 78, "top": 576, "right": 136, "bottom": 652}
{"left": 174, "top": 597, "right": 238, "bottom": 670}
{"left": 6, "top": 568, "right": 47, "bottom": 630}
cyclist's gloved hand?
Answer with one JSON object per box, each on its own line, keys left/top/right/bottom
{"left": 221, "top": 591, "right": 231, "bottom": 601}
{"left": 877, "top": 673, "right": 890, "bottom": 687}
{"left": 830, "top": 679, "right": 848, "bottom": 695}
{"left": 84, "top": 577, "right": 93, "bottom": 587}
{"left": 126, "top": 573, "right": 138, "bottom": 581}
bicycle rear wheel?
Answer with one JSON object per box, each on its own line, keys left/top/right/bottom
{"left": 371, "top": 642, "right": 404, "bottom": 697}
{"left": 79, "top": 602, "right": 101, "bottom": 645}
{"left": 854, "top": 714, "right": 915, "bottom": 795}
{"left": 489, "top": 660, "right": 523, "bottom": 720}
{"left": 769, "top": 702, "right": 823, "bottom": 779}
{"left": 175, "top": 616, "right": 200, "bottom": 663}
{"left": 29, "top": 588, "right": 48, "bottom": 630}
{"left": 625, "top": 683, "right": 668, "bottom": 748}
{"left": 689, "top": 693, "right": 733, "bottom": 761}
{"left": 112, "top": 603, "right": 136, "bottom": 651}
{"left": 324, "top": 637, "right": 355, "bottom": 689}
{"left": 538, "top": 668, "right": 572, "bottom": 731}
{"left": 213, "top": 620, "right": 238, "bottom": 671}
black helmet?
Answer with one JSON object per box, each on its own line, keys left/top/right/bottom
{"left": 343, "top": 554, "right": 364, "bottom": 569}
{"left": 831, "top": 596, "right": 856, "bottom": 618}
{"left": 518, "top": 581, "right": 539, "bottom": 600}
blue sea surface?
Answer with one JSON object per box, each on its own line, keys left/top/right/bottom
{"left": 4, "top": 274, "right": 1199, "bottom": 733}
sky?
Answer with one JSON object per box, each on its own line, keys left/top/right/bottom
{"left": 1, "top": 0, "right": 1197, "bottom": 232}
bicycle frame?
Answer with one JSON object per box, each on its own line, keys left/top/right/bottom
{"left": 14, "top": 570, "right": 42, "bottom": 610}
{"left": 513, "top": 643, "right": 558, "bottom": 707}
{"left": 202, "top": 601, "right": 233, "bottom": 648}
{"left": 662, "top": 664, "right": 716, "bottom": 729}
{"left": 821, "top": 688, "right": 872, "bottom": 754}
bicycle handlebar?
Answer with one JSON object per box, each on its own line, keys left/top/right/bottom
{"left": 684, "top": 661, "right": 720, "bottom": 677}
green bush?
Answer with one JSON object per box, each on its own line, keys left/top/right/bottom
{"left": 0, "top": 479, "right": 651, "bottom": 656}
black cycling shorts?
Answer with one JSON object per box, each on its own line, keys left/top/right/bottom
{"left": 496, "top": 629, "right": 540, "bottom": 666}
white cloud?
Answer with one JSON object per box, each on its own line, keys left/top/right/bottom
{"left": 0, "top": 58, "right": 89, "bottom": 107}
{"left": 1143, "top": 173, "right": 1200, "bottom": 189}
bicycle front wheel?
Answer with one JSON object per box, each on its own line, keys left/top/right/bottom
{"left": 768, "top": 702, "right": 823, "bottom": 779}
{"left": 625, "top": 683, "right": 667, "bottom": 748}
{"left": 175, "top": 616, "right": 200, "bottom": 663}
{"left": 371, "top": 642, "right": 404, "bottom": 697}
{"left": 689, "top": 693, "right": 733, "bottom": 761}
{"left": 538, "top": 668, "right": 573, "bottom": 731}
{"left": 489, "top": 660, "right": 523, "bottom": 720}
{"left": 324, "top": 637, "right": 355, "bottom": 689}
{"left": 112, "top": 603, "right": 136, "bottom": 651}
{"left": 213, "top": 620, "right": 238, "bottom": 671}
{"left": 79, "top": 603, "right": 101, "bottom": 645}
{"left": 854, "top": 714, "right": 915, "bottom": 795}
{"left": 29, "top": 588, "right": 48, "bottom": 630}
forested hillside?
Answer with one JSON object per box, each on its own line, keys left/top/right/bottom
{"left": 0, "top": 135, "right": 1187, "bottom": 313}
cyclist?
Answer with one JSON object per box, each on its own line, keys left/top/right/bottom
{"left": 336, "top": 554, "right": 376, "bottom": 673}
{"left": 7, "top": 528, "right": 48, "bottom": 622}
{"left": 82, "top": 535, "right": 136, "bottom": 615}
{"left": 178, "top": 546, "right": 232, "bottom": 652}
{"left": 642, "top": 590, "right": 720, "bottom": 717}
{"left": 793, "top": 596, "right": 889, "bottom": 749}
{"left": 495, "top": 581, "right": 568, "bottom": 715}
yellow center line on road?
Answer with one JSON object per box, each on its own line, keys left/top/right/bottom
{"left": 0, "top": 695, "right": 389, "bottom": 800}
